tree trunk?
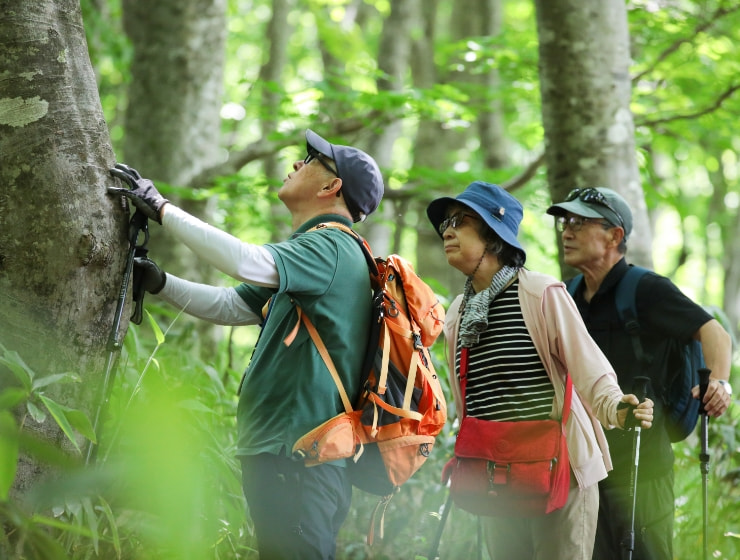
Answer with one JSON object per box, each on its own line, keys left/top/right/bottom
{"left": 411, "top": 0, "right": 464, "bottom": 296}
{"left": 121, "top": 0, "right": 226, "bottom": 186}
{"left": 362, "top": 0, "right": 421, "bottom": 258}
{"left": 534, "top": 0, "right": 653, "bottom": 274}
{"left": 449, "top": 0, "right": 509, "bottom": 168}
{"left": 260, "top": 0, "right": 295, "bottom": 243}
{"left": 0, "top": 0, "right": 126, "bottom": 495}
{"left": 120, "top": 0, "right": 228, "bottom": 357}
{"left": 413, "top": 0, "right": 509, "bottom": 297}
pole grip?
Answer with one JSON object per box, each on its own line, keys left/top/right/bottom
{"left": 632, "top": 376, "right": 651, "bottom": 402}
{"left": 625, "top": 376, "right": 651, "bottom": 430}
{"left": 698, "top": 367, "right": 711, "bottom": 415}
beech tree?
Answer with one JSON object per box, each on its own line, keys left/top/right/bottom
{"left": 534, "top": 0, "right": 653, "bottom": 272}
{"left": 0, "top": 0, "right": 126, "bottom": 497}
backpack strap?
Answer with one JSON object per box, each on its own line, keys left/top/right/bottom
{"left": 615, "top": 265, "right": 651, "bottom": 365}
{"left": 567, "top": 267, "right": 651, "bottom": 366}
{"left": 296, "top": 308, "right": 354, "bottom": 414}
{"left": 565, "top": 274, "right": 584, "bottom": 299}
{"left": 294, "top": 223, "right": 426, "bottom": 423}
{"left": 311, "top": 221, "right": 379, "bottom": 276}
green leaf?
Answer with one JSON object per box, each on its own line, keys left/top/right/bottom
{"left": 31, "top": 372, "right": 81, "bottom": 391}
{"left": 30, "top": 512, "right": 95, "bottom": 537}
{"left": 96, "top": 496, "right": 121, "bottom": 557}
{"left": 64, "top": 407, "right": 96, "bottom": 443}
{"left": 146, "top": 309, "right": 166, "bottom": 345}
{"left": 26, "top": 400, "right": 46, "bottom": 423}
{"left": 0, "top": 350, "right": 34, "bottom": 389}
{"left": 0, "top": 387, "right": 29, "bottom": 410}
{"left": 0, "top": 410, "right": 19, "bottom": 501}
{"left": 38, "top": 394, "right": 82, "bottom": 454}
{"left": 82, "top": 496, "right": 100, "bottom": 554}
{"left": 178, "top": 399, "right": 216, "bottom": 414}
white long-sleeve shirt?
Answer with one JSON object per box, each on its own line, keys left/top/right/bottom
{"left": 154, "top": 205, "right": 279, "bottom": 325}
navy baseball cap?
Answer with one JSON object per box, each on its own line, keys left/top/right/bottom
{"left": 426, "top": 181, "right": 526, "bottom": 261}
{"left": 306, "top": 130, "right": 384, "bottom": 222}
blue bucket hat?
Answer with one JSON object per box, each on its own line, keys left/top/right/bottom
{"left": 306, "top": 129, "right": 384, "bottom": 222}
{"left": 426, "top": 181, "right": 526, "bottom": 260}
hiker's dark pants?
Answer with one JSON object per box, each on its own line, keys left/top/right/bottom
{"left": 592, "top": 469, "right": 674, "bottom": 560}
{"left": 240, "top": 454, "right": 352, "bottom": 560}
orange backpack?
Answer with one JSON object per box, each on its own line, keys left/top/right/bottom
{"left": 291, "top": 223, "right": 447, "bottom": 541}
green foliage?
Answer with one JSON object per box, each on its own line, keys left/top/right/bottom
{"left": 672, "top": 406, "right": 740, "bottom": 558}
{"left": 6, "top": 0, "right": 740, "bottom": 558}
{"left": 0, "top": 344, "right": 93, "bottom": 456}
{"left": 2, "top": 311, "right": 740, "bottom": 558}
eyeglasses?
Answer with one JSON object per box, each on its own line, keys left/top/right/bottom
{"left": 438, "top": 212, "right": 479, "bottom": 235}
{"left": 304, "top": 148, "right": 340, "bottom": 178}
{"left": 564, "top": 188, "right": 624, "bottom": 228}
{"left": 556, "top": 215, "right": 611, "bottom": 233}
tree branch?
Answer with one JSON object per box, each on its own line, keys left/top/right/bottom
{"left": 636, "top": 83, "right": 740, "bottom": 128}
{"left": 186, "top": 111, "right": 390, "bottom": 188}
{"left": 501, "top": 151, "right": 546, "bottom": 192}
{"left": 632, "top": 4, "right": 740, "bottom": 84}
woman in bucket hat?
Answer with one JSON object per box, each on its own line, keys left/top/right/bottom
{"left": 427, "top": 181, "right": 654, "bottom": 560}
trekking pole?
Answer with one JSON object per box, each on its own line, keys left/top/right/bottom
{"left": 621, "top": 376, "right": 651, "bottom": 560}
{"left": 698, "top": 367, "right": 712, "bottom": 560}
{"left": 427, "top": 490, "right": 453, "bottom": 560}
{"left": 85, "top": 209, "right": 149, "bottom": 465}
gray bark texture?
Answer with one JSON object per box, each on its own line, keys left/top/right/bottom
{"left": 120, "top": 0, "right": 228, "bottom": 358}
{"left": 0, "top": 0, "right": 127, "bottom": 494}
{"left": 534, "top": 0, "right": 653, "bottom": 271}
{"left": 121, "top": 0, "right": 227, "bottom": 186}
{"left": 413, "top": 0, "right": 508, "bottom": 297}
{"left": 412, "top": 0, "right": 464, "bottom": 296}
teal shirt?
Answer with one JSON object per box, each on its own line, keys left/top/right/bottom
{"left": 234, "top": 215, "right": 371, "bottom": 457}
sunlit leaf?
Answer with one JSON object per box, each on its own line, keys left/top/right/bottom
{"left": 146, "top": 309, "right": 166, "bottom": 345}
{"left": 38, "top": 394, "right": 82, "bottom": 454}
{"left": 32, "top": 372, "right": 81, "bottom": 391}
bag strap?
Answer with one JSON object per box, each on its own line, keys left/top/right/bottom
{"left": 294, "top": 308, "right": 354, "bottom": 414}
{"left": 614, "top": 265, "right": 650, "bottom": 365}
{"left": 310, "top": 221, "right": 379, "bottom": 276}
{"left": 568, "top": 267, "right": 651, "bottom": 366}
{"left": 278, "top": 222, "right": 372, "bottom": 416}
{"left": 295, "top": 222, "right": 430, "bottom": 425}
{"left": 459, "top": 347, "right": 573, "bottom": 426}
{"left": 565, "top": 274, "right": 583, "bottom": 299}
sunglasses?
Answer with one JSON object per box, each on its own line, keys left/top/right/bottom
{"left": 438, "top": 212, "right": 479, "bottom": 235}
{"left": 304, "top": 148, "right": 340, "bottom": 178}
{"left": 565, "top": 188, "right": 624, "bottom": 228}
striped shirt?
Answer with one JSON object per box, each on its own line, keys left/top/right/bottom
{"left": 456, "top": 279, "right": 555, "bottom": 421}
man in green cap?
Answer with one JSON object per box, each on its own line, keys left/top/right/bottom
{"left": 547, "top": 187, "right": 732, "bottom": 559}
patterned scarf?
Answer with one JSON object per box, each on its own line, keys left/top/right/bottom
{"left": 459, "top": 265, "right": 519, "bottom": 348}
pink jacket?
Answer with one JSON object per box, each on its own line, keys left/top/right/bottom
{"left": 444, "top": 268, "right": 625, "bottom": 489}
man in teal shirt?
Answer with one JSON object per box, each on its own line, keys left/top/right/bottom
{"left": 108, "top": 129, "right": 384, "bottom": 559}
